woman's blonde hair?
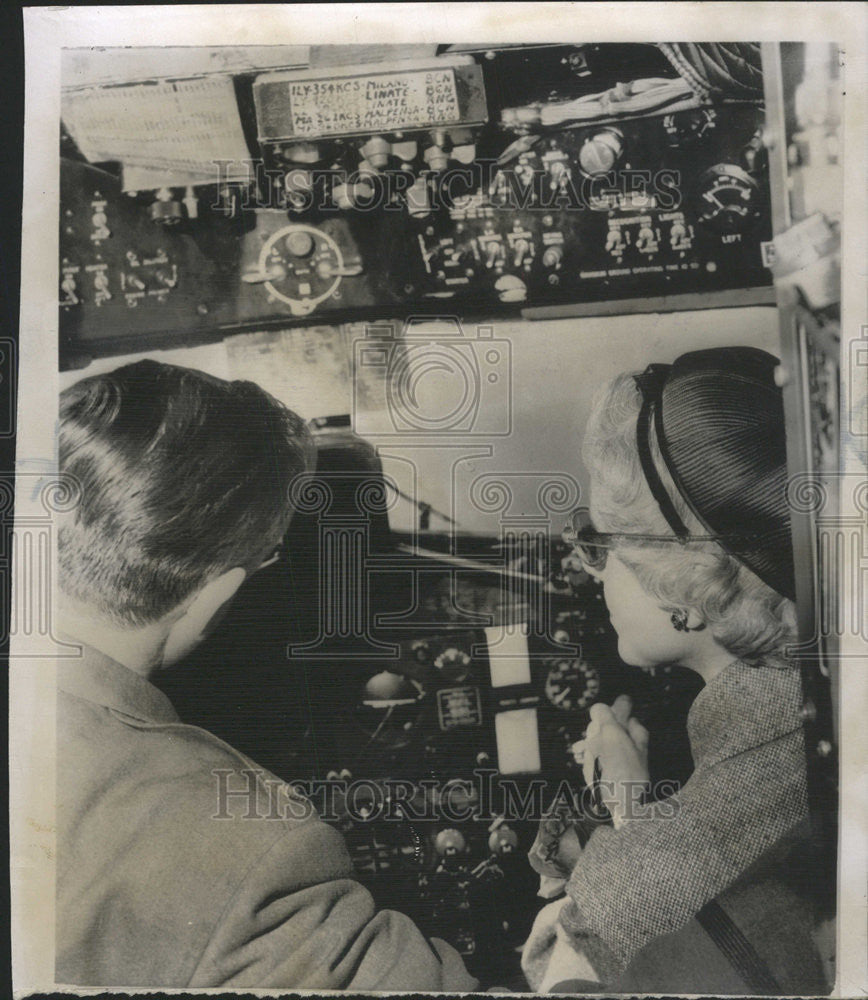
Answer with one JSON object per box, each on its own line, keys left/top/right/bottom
{"left": 582, "top": 372, "right": 797, "bottom": 664}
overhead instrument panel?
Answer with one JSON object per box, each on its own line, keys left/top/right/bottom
{"left": 60, "top": 43, "right": 775, "bottom": 366}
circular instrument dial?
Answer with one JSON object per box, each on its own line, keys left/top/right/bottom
{"left": 663, "top": 108, "right": 718, "bottom": 147}
{"left": 434, "top": 647, "right": 472, "bottom": 684}
{"left": 256, "top": 224, "right": 345, "bottom": 315}
{"left": 694, "top": 164, "right": 762, "bottom": 234}
{"left": 544, "top": 657, "right": 600, "bottom": 711}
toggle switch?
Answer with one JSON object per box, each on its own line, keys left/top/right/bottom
{"left": 484, "top": 239, "right": 504, "bottom": 270}
{"left": 513, "top": 238, "right": 531, "bottom": 268}
{"left": 542, "top": 245, "right": 563, "bottom": 268}
{"left": 406, "top": 177, "right": 432, "bottom": 218}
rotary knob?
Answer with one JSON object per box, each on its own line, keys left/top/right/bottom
{"left": 494, "top": 274, "right": 527, "bottom": 303}
{"left": 285, "top": 229, "right": 315, "bottom": 257}
{"left": 333, "top": 179, "right": 375, "bottom": 210}
{"left": 424, "top": 144, "right": 450, "bottom": 172}
{"left": 579, "top": 129, "right": 624, "bottom": 176}
{"left": 360, "top": 136, "right": 391, "bottom": 171}
{"left": 488, "top": 825, "right": 519, "bottom": 855}
{"left": 149, "top": 199, "right": 183, "bottom": 225}
{"left": 435, "top": 828, "right": 467, "bottom": 857}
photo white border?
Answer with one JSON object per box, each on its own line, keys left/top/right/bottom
{"left": 14, "top": 4, "right": 868, "bottom": 996}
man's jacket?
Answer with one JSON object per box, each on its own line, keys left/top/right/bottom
{"left": 56, "top": 646, "right": 477, "bottom": 990}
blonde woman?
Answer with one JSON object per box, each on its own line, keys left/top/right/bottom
{"left": 523, "top": 347, "right": 826, "bottom": 994}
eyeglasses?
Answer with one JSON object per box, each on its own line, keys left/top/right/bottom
{"left": 562, "top": 508, "right": 759, "bottom": 571}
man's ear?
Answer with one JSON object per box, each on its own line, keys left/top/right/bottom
{"left": 161, "top": 567, "right": 247, "bottom": 667}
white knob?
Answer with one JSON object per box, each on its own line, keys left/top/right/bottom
{"left": 241, "top": 264, "right": 287, "bottom": 284}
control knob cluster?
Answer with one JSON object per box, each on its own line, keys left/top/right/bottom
{"left": 242, "top": 223, "right": 363, "bottom": 316}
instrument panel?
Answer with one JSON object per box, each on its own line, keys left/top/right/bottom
{"left": 60, "top": 44, "right": 774, "bottom": 367}
{"left": 158, "top": 520, "right": 702, "bottom": 985}
{"left": 291, "top": 579, "right": 701, "bottom": 981}
{"left": 161, "top": 525, "right": 701, "bottom": 982}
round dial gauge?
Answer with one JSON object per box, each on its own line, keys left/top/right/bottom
{"left": 694, "top": 164, "right": 762, "bottom": 234}
{"left": 433, "top": 647, "right": 472, "bottom": 684}
{"left": 544, "top": 657, "right": 600, "bottom": 711}
{"left": 663, "top": 108, "right": 717, "bottom": 147}
{"left": 354, "top": 672, "right": 425, "bottom": 748}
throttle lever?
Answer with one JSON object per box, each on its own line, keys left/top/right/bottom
{"left": 470, "top": 855, "right": 504, "bottom": 881}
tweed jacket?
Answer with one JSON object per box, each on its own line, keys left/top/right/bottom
{"left": 56, "top": 645, "right": 477, "bottom": 991}
{"left": 559, "top": 659, "right": 809, "bottom": 978}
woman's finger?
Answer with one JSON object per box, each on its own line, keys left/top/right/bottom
{"left": 611, "top": 694, "right": 633, "bottom": 728}
{"left": 582, "top": 746, "right": 596, "bottom": 789}
{"left": 627, "top": 717, "right": 650, "bottom": 753}
{"left": 570, "top": 739, "right": 586, "bottom": 765}
{"left": 588, "top": 703, "right": 614, "bottom": 725}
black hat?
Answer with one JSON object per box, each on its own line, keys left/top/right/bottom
{"left": 633, "top": 347, "right": 795, "bottom": 601}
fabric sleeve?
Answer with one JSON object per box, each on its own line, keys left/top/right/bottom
{"left": 558, "top": 728, "right": 809, "bottom": 976}
{"left": 186, "top": 816, "right": 477, "bottom": 991}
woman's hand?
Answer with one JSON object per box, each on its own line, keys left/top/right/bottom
{"left": 521, "top": 896, "right": 601, "bottom": 990}
{"left": 573, "top": 695, "right": 650, "bottom": 828}
{"left": 528, "top": 814, "right": 584, "bottom": 897}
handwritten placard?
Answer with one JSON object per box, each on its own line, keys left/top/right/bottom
{"left": 62, "top": 76, "right": 252, "bottom": 182}
{"left": 287, "top": 68, "right": 459, "bottom": 137}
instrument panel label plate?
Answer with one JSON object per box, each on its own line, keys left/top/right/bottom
{"left": 287, "top": 68, "right": 459, "bottom": 138}
{"left": 437, "top": 686, "right": 482, "bottom": 730}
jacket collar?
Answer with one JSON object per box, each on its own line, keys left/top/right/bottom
{"left": 57, "top": 644, "right": 180, "bottom": 725}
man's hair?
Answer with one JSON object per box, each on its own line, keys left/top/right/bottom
{"left": 582, "top": 372, "right": 797, "bottom": 664}
{"left": 59, "top": 360, "right": 314, "bottom": 628}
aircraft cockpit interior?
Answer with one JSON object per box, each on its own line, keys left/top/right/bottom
{"left": 55, "top": 38, "right": 843, "bottom": 992}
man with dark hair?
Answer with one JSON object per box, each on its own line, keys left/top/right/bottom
{"left": 55, "top": 360, "right": 477, "bottom": 990}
